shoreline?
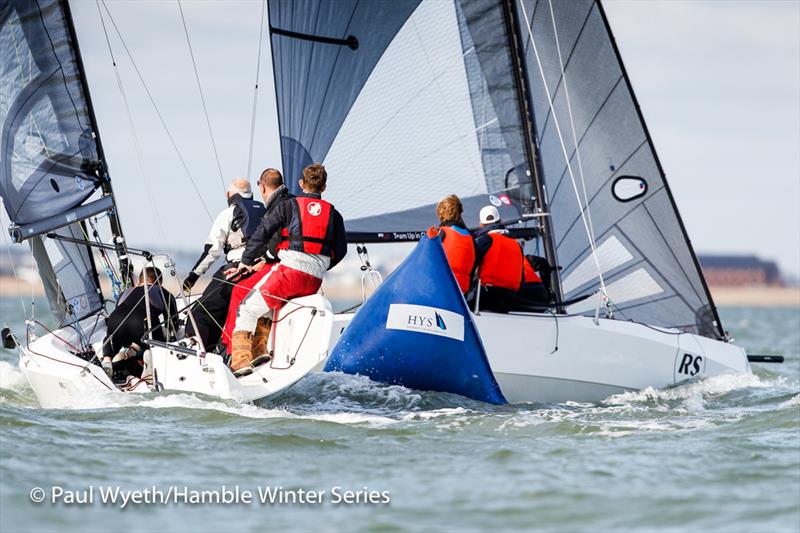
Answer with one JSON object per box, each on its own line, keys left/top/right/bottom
{"left": 1, "top": 276, "right": 798, "bottom": 308}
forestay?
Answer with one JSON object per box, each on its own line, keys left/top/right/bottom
{"left": 0, "top": 0, "right": 114, "bottom": 324}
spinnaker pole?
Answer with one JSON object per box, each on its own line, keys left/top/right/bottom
{"left": 501, "top": 0, "right": 564, "bottom": 310}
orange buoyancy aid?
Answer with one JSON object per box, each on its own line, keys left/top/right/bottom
{"left": 479, "top": 232, "right": 526, "bottom": 291}
{"left": 440, "top": 225, "right": 476, "bottom": 293}
{"left": 276, "top": 196, "right": 335, "bottom": 256}
{"left": 522, "top": 255, "right": 542, "bottom": 284}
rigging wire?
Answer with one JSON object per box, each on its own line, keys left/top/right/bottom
{"left": 246, "top": 0, "right": 267, "bottom": 180}
{"left": 96, "top": 1, "right": 170, "bottom": 253}
{"left": 517, "top": 0, "right": 608, "bottom": 300}
{"left": 546, "top": 0, "right": 599, "bottom": 248}
{"left": 98, "top": 0, "right": 213, "bottom": 222}
{"left": 177, "top": 0, "right": 226, "bottom": 193}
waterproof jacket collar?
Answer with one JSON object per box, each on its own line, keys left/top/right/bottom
{"left": 264, "top": 185, "right": 290, "bottom": 211}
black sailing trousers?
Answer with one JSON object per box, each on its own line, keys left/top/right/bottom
{"left": 185, "top": 263, "right": 238, "bottom": 349}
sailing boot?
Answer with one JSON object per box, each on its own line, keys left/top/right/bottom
{"left": 251, "top": 318, "right": 272, "bottom": 367}
{"left": 230, "top": 331, "right": 254, "bottom": 378}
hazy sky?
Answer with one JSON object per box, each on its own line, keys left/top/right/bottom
{"left": 3, "top": 0, "right": 799, "bottom": 276}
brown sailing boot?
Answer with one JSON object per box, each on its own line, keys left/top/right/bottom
{"left": 230, "top": 331, "right": 254, "bottom": 378}
{"left": 251, "top": 317, "right": 272, "bottom": 367}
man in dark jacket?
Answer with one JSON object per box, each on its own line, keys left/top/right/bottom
{"left": 102, "top": 267, "right": 178, "bottom": 380}
{"left": 224, "top": 163, "right": 347, "bottom": 377}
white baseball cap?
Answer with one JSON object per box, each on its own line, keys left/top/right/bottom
{"left": 479, "top": 205, "right": 501, "bottom": 225}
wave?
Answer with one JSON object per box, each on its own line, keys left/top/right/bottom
{"left": 603, "top": 372, "right": 791, "bottom": 410}
{"left": 0, "top": 360, "right": 28, "bottom": 393}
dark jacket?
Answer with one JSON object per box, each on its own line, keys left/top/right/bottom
{"left": 242, "top": 192, "right": 347, "bottom": 269}
{"left": 256, "top": 185, "right": 293, "bottom": 263}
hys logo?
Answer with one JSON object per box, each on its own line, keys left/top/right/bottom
{"left": 386, "top": 304, "right": 464, "bottom": 341}
{"left": 307, "top": 202, "right": 322, "bottom": 216}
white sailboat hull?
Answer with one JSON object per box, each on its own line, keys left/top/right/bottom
{"left": 329, "top": 311, "right": 750, "bottom": 404}
{"left": 18, "top": 295, "right": 334, "bottom": 408}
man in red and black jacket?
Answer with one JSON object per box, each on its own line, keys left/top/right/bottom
{"left": 225, "top": 163, "right": 347, "bottom": 377}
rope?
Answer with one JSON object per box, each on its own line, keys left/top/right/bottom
{"left": 98, "top": 0, "right": 213, "bottom": 222}
{"left": 247, "top": 0, "right": 267, "bottom": 180}
{"left": 517, "top": 0, "right": 608, "bottom": 299}
{"left": 177, "top": 0, "right": 226, "bottom": 193}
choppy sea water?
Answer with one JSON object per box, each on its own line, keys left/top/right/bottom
{"left": 0, "top": 297, "right": 798, "bottom": 532}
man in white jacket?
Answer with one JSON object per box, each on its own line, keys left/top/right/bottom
{"left": 182, "top": 178, "right": 268, "bottom": 349}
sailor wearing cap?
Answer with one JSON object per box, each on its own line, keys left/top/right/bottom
{"left": 475, "top": 205, "right": 547, "bottom": 310}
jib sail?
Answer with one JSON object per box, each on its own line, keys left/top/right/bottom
{"left": 0, "top": 0, "right": 122, "bottom": 324}
{"left": 513, "top": 0, "right": 723, "bottom": 338}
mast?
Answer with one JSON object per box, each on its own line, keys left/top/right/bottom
{"left": 501, "top": 0, "right": 564, "bottom": 309}
{"left": 62, "top": 0, "right": 132, "bottom": 285}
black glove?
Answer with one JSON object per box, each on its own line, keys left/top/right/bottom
{"left": 183, "top": 272, "right": 200, "bottom": 293}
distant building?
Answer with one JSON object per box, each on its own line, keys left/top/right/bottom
{"left": 698, "top": 254, "right": 783, "bottom": 287}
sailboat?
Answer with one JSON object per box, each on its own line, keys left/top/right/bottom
{"left": 264, "top": 0, "right": 775, "bottom": 403}
{"left": 0, "top": 0, "right": 334, "bottom": 408}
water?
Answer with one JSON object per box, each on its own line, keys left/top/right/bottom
{"left": 1, "top": 298, "right": 798, "bottom": 532}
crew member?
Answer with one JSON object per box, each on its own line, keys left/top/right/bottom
{"left": 102, "top": 267, "right": 178, "bottom": 380}
{"left": 182, "top": 178, "right": 267, "bottom": 349}
{"left": 427, "top": 195, "right": 476, "bottom": 294}
{"left": 475, "top": 205, "right": 548, "bottom": 308}
{"left": 220, "top": 168, "right": 293, "bottom": 356}
{"left": 226, "top": 163, "right": 347, "bottom": 377}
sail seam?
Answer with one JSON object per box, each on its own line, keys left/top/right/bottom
{"left": 560, "top": 183, "right": 664, "bottom": 273}
{"left": 548, "top": 76, "right": 624, "bottom": 203}
{"left": 555, "top": 138, "right": 647, "bottom": 249}
{"left": 613, "top": 226, "right": 695, "bottom": 313}
{"left": 537, "top": 2, "right": 595, "bottom": 139}
{"left": 641, "top": 202, "right": 704, "bottom": 304}
{"left": 547, "top": 0, "right": 599, "bottom": 256}
{"left": 32, "top": 0, "right": 86, "bottom": 132}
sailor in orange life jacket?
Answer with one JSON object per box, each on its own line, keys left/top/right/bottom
{"left": 474, "top": 205, "right": 548, "bottom": 304}
{"left": 225, "top": 163, "right": 347, "bottom": 377}
{"left": 425, "top": 195, "right": 477, "bottom": 294}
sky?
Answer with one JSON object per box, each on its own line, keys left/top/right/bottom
{"left": 3, "top": 0, "right": 799, "bottom": 277}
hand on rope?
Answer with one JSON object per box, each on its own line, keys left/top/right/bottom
{"left": 225, "top": 261, "right": 253, "bottom": 279}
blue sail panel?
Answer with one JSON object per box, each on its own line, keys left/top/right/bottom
{"left": 325, "top": 235, "right": 506, "bottom": 405}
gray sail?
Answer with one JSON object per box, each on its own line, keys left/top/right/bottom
{"left": 268, "top": 0, "right": 535, "bottom": 238}
{"left": 514, "top": 0, "right": 723, "bottom": 338}
{"left": 268, "top": 0, "right": 723, "bottom": 339}
{"left": 0, "top": 0, "right": 109, "bottom": 323}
